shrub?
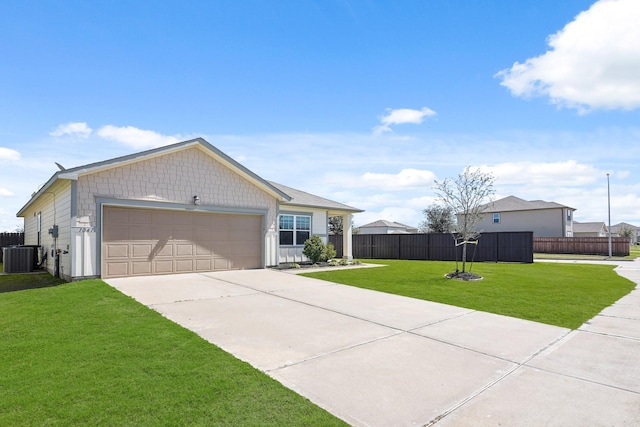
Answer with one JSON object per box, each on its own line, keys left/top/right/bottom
{"left": 302, "top": 235, "right": 335, "bottom": 263}
{"left": 325, "top": 242, "right": 337, "bottom": 260}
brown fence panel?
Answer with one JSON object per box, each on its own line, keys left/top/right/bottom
{"left": 534, "top": 237, "right": 629, "bottom": 256}
{"left": 329, "top": 234, "right": 343, "bottom": 258}
{"left": 399, "top": 234, "right": 430, "bottom": 260}
{"left": 331, "top": 232, "right": 533, "bottom": 263}
{"left": 499, "top": 232, "right": 534, "bottom": 263}
{"left": 371, "top": 234, "right": 400, "bottom": 259}
{"left": 0, "top": 232, "right": 25, "bottom": 263}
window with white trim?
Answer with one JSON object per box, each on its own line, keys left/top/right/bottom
{"left": 493, "top": 213, "right": 500, "bottom": 224}
{"left": 279, "top": 214, "right": 311, "bottom": 245}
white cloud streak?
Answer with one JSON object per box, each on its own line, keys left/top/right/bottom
{"left": 373, "top": 107, "right": 437, "bottom": 135}
{"left": 481, "top": 160, "right": 605, "bottom": 187}
{"left": 496, "top": 0, "right": 640, "bottom": 111}
{"left": 96, "top": 125, "right": 180, "bottom": 149}
{"left": 0, "top": 188, "right": 14, "bottom": 196}
{"left": 50, "top": 122, "right": 93, "bottom": 138}
{"left": 0, "top": 147, "right": 20, "bottom": 162}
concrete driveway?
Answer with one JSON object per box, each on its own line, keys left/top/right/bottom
{"left": 106, "top": 261, "right": 640, "bottom": 426}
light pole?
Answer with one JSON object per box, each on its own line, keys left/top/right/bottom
{"left": 607, "top": 173, "right": 612, "bottom": 258}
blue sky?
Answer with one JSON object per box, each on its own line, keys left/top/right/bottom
{"left": 1, "top": 0, "right": 639, "bottom": 231}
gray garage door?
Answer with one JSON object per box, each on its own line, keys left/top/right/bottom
{"left": 102, "top": 206, "right": 262, "bottom": 278}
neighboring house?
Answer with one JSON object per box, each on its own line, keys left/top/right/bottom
{"left": 611, "top": 222, "right": 640, "bottom": 244}
{"left": 473, "top": 196, "right": 576, "bottom": 237}
{"left": 16, "top": 138, "right": 362, "bottom": 280}
{"left": 572, "top": 221, "right": 608, "bottom": 237}
{"left": 358, "top": 220, "right": 418, "bottom": 234}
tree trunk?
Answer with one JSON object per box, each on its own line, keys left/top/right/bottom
{"left": 461, "top": 242, "right": 468, "bottom": 272}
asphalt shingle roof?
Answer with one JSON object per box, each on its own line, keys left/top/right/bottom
{"left": 480, "top": 195, "right": 574, "bottom": 213}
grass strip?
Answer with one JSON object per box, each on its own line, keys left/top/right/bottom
{"left": 303, "top": 260, "right": 636, "bottom": 329}
{"left": 0, "top": 280, "right": 345, "bottom": 426}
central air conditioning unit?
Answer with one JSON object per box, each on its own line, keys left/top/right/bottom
{"left": 2, "top": 246, "right": 34, "bottom": 273}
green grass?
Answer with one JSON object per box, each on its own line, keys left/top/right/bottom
{"left": 0, "top": 265, "right": 66, "bottom": 293}
{"left": 303, "top": 260, "right": 637, "bottom": 329}
{"left": 0, "top": 280, "right": 345, "bottom": 426}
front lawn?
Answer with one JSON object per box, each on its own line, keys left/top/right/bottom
{"left": 302, "top": 260, "right": 636, "bottom": 329}
{"left": 0, "top": 264, "right": 66, "bottom": 293}
{"left": 0, "top": 280, "right": 345, "bottom": 426}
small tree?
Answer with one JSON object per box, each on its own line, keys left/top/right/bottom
{"left": 328, "top": 216, "right": 343, "bottom": 235}
{"left": 418, "top": 204, "right": 455, "bottom": 233}
{"left": 618, "top": 225, "right": 635, "bottom": 244}
{"left": 303, "top": 235, "right": 336, "bottom": 263}
{"left": 434, "top": 167, "right": 495, "bottom": 275}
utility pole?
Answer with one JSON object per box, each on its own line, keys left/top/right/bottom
{"left": 607, "top": 173, "right": 612, "bottom": 258}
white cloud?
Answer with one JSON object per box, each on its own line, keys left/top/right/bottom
{"left": 96, "top": 125, "right": 180, "bottom": 149}
{"left": 496, "top": 0, "right": 640, "bottom": 111}
{"left": 0, "top": 188, "right": 14, "bottom": 196}
{"left": 329, "top": 168, "right": 437, "bottom": 191}
{"left": 50, "top": 122, "right": 93, "bottom": 138}
{"left": 373, "top": 107, "right": 437, "bottom": 135}
{"left": 482, "top": 160, "right": 605, "bottom": 187}
{"left": 0, "top": 147, "right": 20, "bottom": 162}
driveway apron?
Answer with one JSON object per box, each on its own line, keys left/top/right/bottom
{"left": 106, "top": 261, "right": 640, "bottom": 426}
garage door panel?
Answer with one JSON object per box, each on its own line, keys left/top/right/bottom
{"left": 154, "top": 260, "right": 174, "bottom": 274}
{"left": 132, "top": 261, "right": 152, "bottom": 275}
{"left": 175, "top": 259, "right": 194, "bottom": 272}
{"left": 176, "top": 244, "right": 194, "bottom": 256}
{"left": 195, "top": 259, "right": 212, "bottom": 271}
{"left": 106, "top": 262, "right": 128, "bottom": 277}
{"left": 103, "top": 207, "right": 262, "bottom": 278}
{"left": 106, "top": 244, "right": 128, "bottom": 258}
{"left": 154, "top": 243, "right": 173, "bottom": 257}
{"left": 132, "top": 244, "right": 153, "bottom": 258}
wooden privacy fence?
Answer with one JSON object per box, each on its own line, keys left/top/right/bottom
{"left": 0, "top": 232, "right": 25, "bottom": 263}
{"left": 330, "top": 232, "right": 534, "bottom": 263}
{"left": 534, "top": 237, "right": 630, "bottom": 256}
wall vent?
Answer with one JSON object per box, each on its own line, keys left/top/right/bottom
{"left": 3, "top": 247, "right": 34, "bottom": 273}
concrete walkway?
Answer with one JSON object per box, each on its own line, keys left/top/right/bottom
{"left": 106, "top": 260, "right": 640, "bottom": 426}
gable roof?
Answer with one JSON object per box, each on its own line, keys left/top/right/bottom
{"left": 17, "top": 138, "right": 293, "bottom": 216}
{"left": 17, "top": 138, "right": 363, "bottom": 217}
{"left": 573, "top": 221, "right": 607, "bottom": 233}
{"left": 480, "top": 196, "right": 575, "bottom": 213}
{"left": 268, "top": 181, "right": 362, "bottom": 213}
{"left": 611, "top": 222, "right": 639, "bottom": 232}
{"left": 359, "top": 220, "right": 416, "bottom": 230}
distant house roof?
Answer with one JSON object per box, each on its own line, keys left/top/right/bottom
{"left": 611, "top": 222, "right": 639, "bottom": 232}
{"left": 480, "top": 196, "right": 575, "bottom": 213}
{"left": 359, "top": 220, "right": 418, "bottom": 233}
{"left": 573, "top": 221, "right": 607, "bottom": 233}
{"left": 268, "top": 181, "right": 363, "bottom": 214}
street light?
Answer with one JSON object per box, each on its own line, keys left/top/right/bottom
{"left": 607, "top": 173, "right": 612, "bottom": 258}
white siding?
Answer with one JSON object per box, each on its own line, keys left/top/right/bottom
{"left": 19, "top": 180, "right": 72, "bottom": 279}
{"left": 475, "top": 209, "right": 567, "bottom": 237}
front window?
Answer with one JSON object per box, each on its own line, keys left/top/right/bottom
{"left": 493, "top": 213, "right": 500, "bottom": 224}
{"left": 279, "top": 214, "right": 311, "bottom": 245}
